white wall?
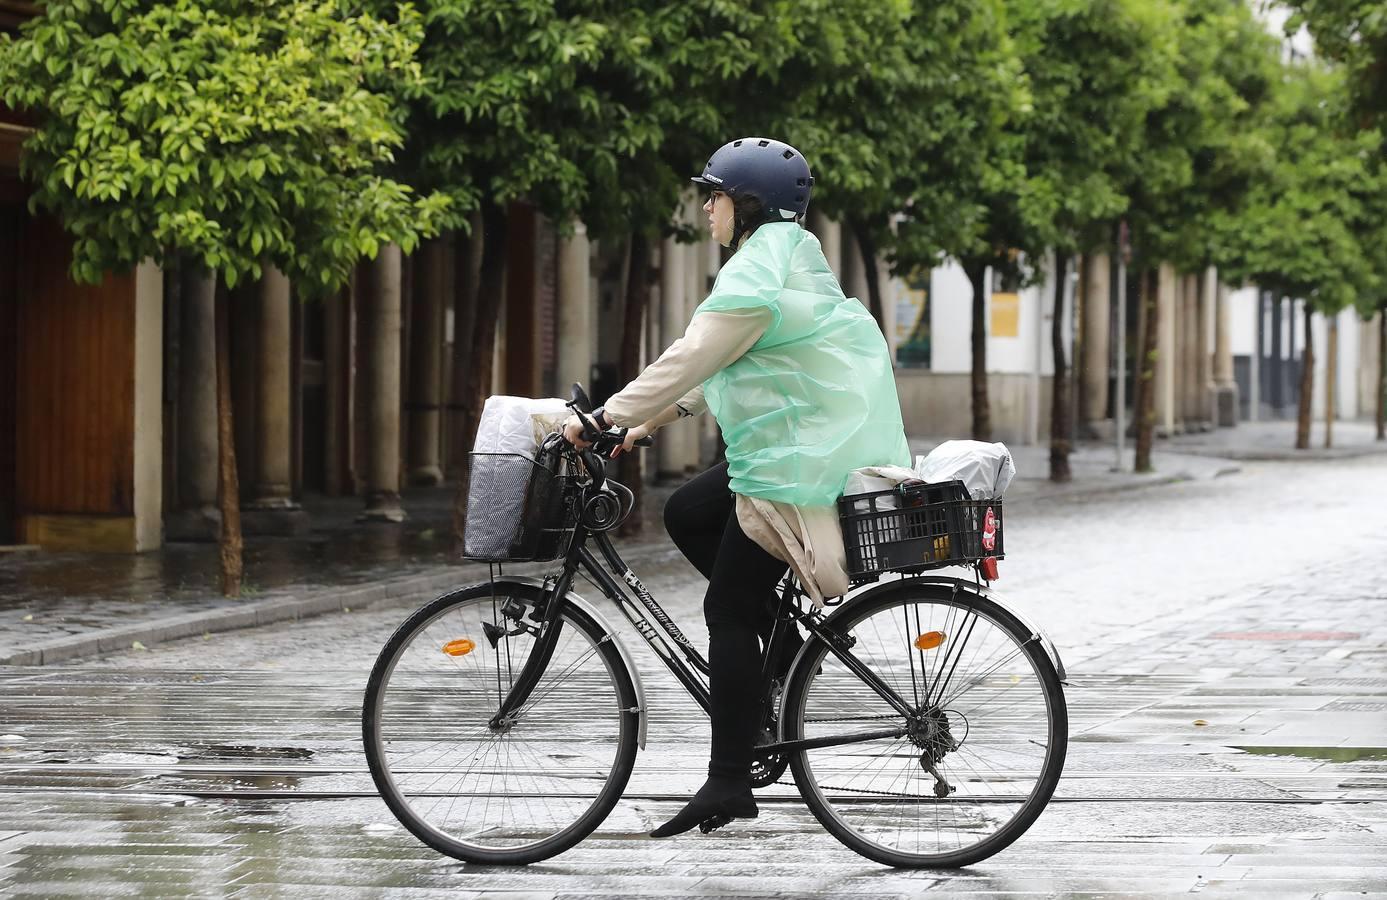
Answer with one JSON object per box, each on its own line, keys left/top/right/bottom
{"left": 1309, "top": 306, "right": 1364, "bottom": 419}
{"left": 1230, "top": 284, "right": 1373, "bottom": 421}
{"left": 1229, "top": 285, "right": 1258, "bottom": 357}
{"left": 926, "top": 254, "right": 1063, "bottom": 377}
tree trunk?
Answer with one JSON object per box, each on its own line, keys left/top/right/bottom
{"left": 1133, "top": 268, "right": 1159, "bottom": 473}
{"left": 966, "top": 261, "right": 991, "bottom": 441}
{"left": 215, "top": 282, "right": 243, "bottom": 597}
{"left": 849, "top": 216, "right": 884, "bottom": 329}
{"left": 1049, "top": 253, "right": 1072, "bottom": 482}
{"left": 448, "top": 222, "right": 481, "bottom": 545}
{"left": 1295, "top": 305, "right": 1314, "bottom": 450}
{"left": 617, "top": 233, "right": 652, "bottom": 538}
{"left": 1378, "top": 310, "right": 1385, "bottom": 441}
{"left": 452, "top": 201, "right": 509, "bottom": 552}
{"left": 1325, "top": 315, "right": 1337, "bottom": 449}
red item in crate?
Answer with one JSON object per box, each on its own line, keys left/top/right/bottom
{"left": 981, "top": 506, "right": 997, "bottom": 552}
{"left": 980, "top": 557, "right": 999, "bottom": 580}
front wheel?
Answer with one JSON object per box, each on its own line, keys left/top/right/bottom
{"left": 783, "top": 581, "right": 1067, "bottom": 868}
{"left": 362, "top": 580, "right": 639, "bottom": 865}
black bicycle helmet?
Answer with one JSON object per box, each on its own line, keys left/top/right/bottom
{"left": 691, "top": 137, "right": 814, "bottom": 222}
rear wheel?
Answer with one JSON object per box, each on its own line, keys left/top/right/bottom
{"left": 362, "top": 581, "right": 639, "bottom": 864}
{"left": 784, "top": 581, "right": 1067, "bottom": 868}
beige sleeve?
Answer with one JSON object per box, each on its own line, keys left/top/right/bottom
{"left": 603, "top": 308, "right": 770, "bottom": 427}
{"left": 675, "top": 383, "right": 706, "bottom": 418}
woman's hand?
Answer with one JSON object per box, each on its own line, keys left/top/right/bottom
{"left": 609, "top": 423, "right": 651, "bottom": 459}
{"left": 562, "top": 413, "right": 593, "bottom": 448}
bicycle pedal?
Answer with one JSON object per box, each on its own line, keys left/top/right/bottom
{"left": 698, "top": 813, "right": 733, "bottom": 834}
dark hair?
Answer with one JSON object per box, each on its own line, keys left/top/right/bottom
{"left": 732, "top": 193, "right": 770, "bottom": 248}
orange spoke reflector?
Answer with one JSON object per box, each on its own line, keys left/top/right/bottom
{"left": 443, "top": 638, "right": 476, "bottom": 657}
{"left": 914, "top": 631, "right": 945, "bottom": 651}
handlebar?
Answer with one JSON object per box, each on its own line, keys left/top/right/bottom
{"left": 560, "top": 400, "right": 654, "bottom": 490}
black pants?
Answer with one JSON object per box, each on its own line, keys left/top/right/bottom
{"left": 663, "top": 461, "right": 789, "bottom": 779}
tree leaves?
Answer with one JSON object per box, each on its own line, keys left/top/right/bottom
{"left": 0, "top": 0, "right": 448, "bottom": 293}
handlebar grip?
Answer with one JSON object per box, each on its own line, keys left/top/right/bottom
{"left": 633, "top": 435, "right": 654, "bottom": 447}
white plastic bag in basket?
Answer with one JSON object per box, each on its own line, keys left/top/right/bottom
{"left": 913, "top": 440, "right": 1015, "bottom": 499}
{"left": 473, "top": 395, "right": 572, "bottom": 460}
{"left": 845, "top": 465, "right": 918, "bottom": 513}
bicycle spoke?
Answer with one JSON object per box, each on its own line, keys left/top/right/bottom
{"left": 789, "top": 589, "right": 1065, "bottom": 867}
{"left": 367, "top": 590, "right": 633, "bottom": 858}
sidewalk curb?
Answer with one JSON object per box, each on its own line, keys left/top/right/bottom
{"left": 0, "top": 570, "right": 462, "bottom": 667}
{"left": 0, "top": 539, "right": 677, "bottom": 668}
{"left": 0, "top": 459, "right": 1245, "bottom": 668}
{"left": 1167, "top": 446, "right": 1387, "bottom": 462}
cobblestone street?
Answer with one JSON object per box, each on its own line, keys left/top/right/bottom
{"left": 1, "top": 448, "right": 1386, "bottom": 897}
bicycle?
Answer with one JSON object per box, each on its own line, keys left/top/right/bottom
{"left": 362, "top": 385, "right": 1068, "bottom": 868}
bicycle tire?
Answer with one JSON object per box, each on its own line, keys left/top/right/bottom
{"left": 362, "top": 580, "right": 640, "bottom": 865}
{"left": 783, "top": 580, "right": 1067, "bottom": 868}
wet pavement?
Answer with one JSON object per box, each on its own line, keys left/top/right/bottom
{"left": 0, "top": 426, "right": 1258, "bottom": 666}
{"left": 0, "top": 433, "right": 1385, "bottom": 896}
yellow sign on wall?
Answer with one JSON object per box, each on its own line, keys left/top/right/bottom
{"left": 990, "top": 292, "right": 1020, "bottom": 338}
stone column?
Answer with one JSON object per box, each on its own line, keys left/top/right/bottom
{"left": 681, "top": 236, "right": 708, "bottom": 473}
{"left": 1212, "top": 280, "right": 1238, "bottom": 426}
{"left": 359, "top": 244, "right": 406, "bottom": 522}
{"left": 244, "top": 263, "right": 307, "bottom": 534}
{"left": 841, "top": 228, "right": 871, "bottom": 308}
{"left": 657, "top": 234, "right": 686, "bottom": 480}
{"left": 1184, "top": 272, "right": 1202, "bottom": 427}
{"left": 556, "top": 221, "right": 593, "bottom": 396}
{"left": 1196, "top": 268, "right": 1214, "bottom": 429}
{"left": 1359, "top": 312, "right": 1381, "bottom": 422}
{"left": 407, "top": 239, "right": 446, "bottom": 486}
{"left": 1080, "top": 253, "right": 1111, "bottom": 437}
{"left": 1174, "top": 273, "right": 1189, "bottom": 427}
{"left": 132, "top": 261, "right": 165, "bottom": 552}
{"left": 1155, "top": 263, "right": 1177, "bottom": 436}
{"left": 808, "top": 210, "right": 842, "bottom": 280}
{"left": 168, "top": 267, "right": 220, "bottom": 541}
{"left": 702, "top": 239, "right": 722, "bottom": 463}
{"left": 322, "top": 277, "right": 349, "bottom": 495}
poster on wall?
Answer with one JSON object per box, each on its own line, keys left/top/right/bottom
{"left": 896, "top": 269, "right": 930, "bottom": 368}
{"left": 990, "top": 292, "right": 1020, "bottom": 338}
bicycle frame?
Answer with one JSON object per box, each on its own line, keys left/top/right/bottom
{"left": 490, "top": 512, "right": 920, "bottom": 758}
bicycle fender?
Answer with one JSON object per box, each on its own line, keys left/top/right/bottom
{"left": 903, "top": 576, "right": 1067, "bottom": 681}
{"left": 809, "top": 576, "right": 1067, "bottom": 682}
{"left": 498, "top": 575, "right": 649, "bottom": 750}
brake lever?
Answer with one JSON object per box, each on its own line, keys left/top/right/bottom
{"left": 565, "top": 399, "right": 602, "bottom": 443}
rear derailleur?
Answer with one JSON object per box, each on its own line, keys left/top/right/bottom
{"left": 910, "top": 707, "right": 959, "bottom": 798}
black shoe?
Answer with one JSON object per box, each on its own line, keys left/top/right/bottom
{"left": 649, "top": 776, "right": 758, "bottom": 838}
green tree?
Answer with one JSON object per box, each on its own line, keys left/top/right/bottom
{"left": 1125, "top": 0, "right": 1281, "bottom": 472}
{"left": 1220, "top": 62, "right": 1383, "bottom": 450}
{"left": 406, "top": 1, "right": 812, "bottom": 537}
{"left": 399, "top": 0, "right": 611, "bottom": 541}
{"left": 0, "top": 0, "right": 446, "bottom": 592}
{"left": 1288, "top": 0, "right": 1387, "bottom": 128}
{"left": 915, "top": 0, "right": 1181, "bottom": 449}
{"left": 779, "top": 0, "right": 1022, "bottom": 335}
{"left": 1011, "top": 0, "right": 1183, "bottom": 479}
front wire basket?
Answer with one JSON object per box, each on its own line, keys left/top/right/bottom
{"left": 462, "top": 442, "right": 579, "bottom": 562}
{"left": 837, "top": 479, "right": 1004, "bottom": 585}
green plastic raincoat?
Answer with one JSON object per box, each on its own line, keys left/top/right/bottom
{"left": 695, "top": 222, "right": 910, "bottom": 506}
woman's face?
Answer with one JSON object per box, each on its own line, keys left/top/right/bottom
{"left": 704, "top": 190, "right": 734, "bottom": 247}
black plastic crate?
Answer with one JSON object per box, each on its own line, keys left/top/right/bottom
{"left": 837, "top": 478, "right": 1005, "bottom": 584}
{"left": 463, "top": 449, "right": 579, "bottom": 562}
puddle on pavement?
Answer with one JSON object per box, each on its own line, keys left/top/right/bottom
{"left": 177, "top": 744, "right": 315, "bottom": 761}
{"left": 1234, "top": 745, "right": 1387, "bottom": 762}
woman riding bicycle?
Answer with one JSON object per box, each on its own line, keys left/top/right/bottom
{"left": 562, "top": 137, "right": 910, "bottom": 838}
